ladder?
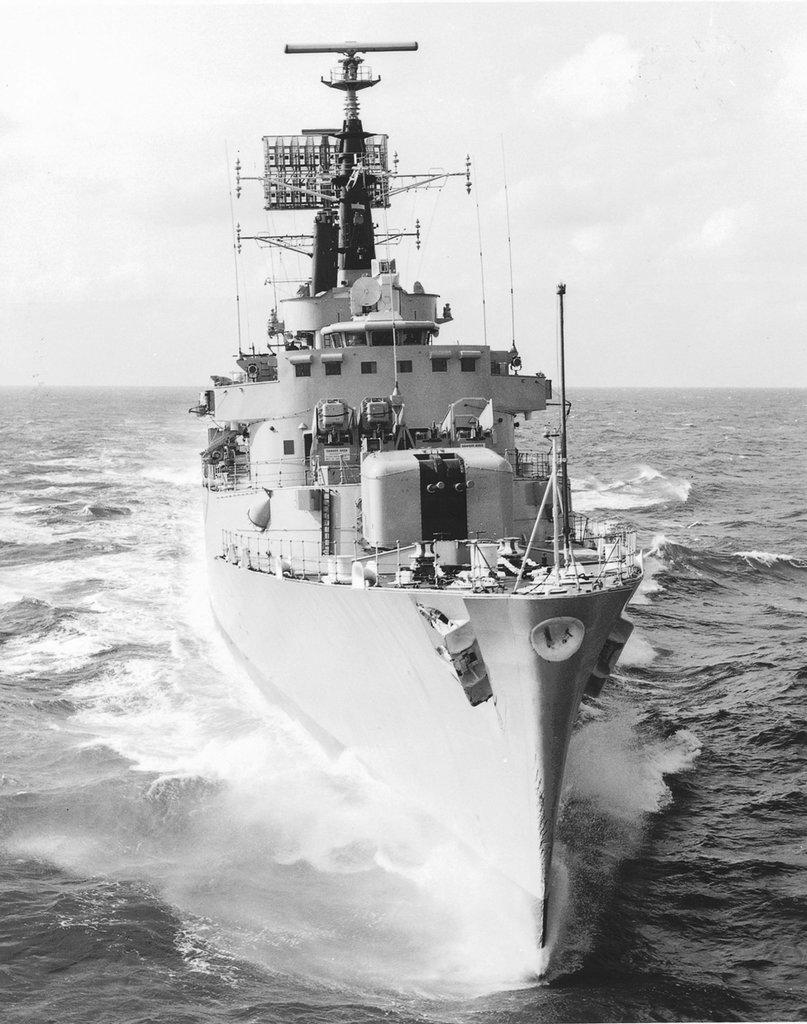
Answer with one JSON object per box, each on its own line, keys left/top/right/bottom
{"left": 320, "top": 488, "right": 335, "bottom": 555}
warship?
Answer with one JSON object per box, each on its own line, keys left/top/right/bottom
{"left": 192, "top": 41, "right": 642, "bottom": 954}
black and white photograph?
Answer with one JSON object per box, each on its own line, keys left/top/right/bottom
{"left": 1, "top": 3, "right": 805, "bottom": 1022}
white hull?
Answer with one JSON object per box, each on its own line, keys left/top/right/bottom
{"left": 206, "top": 539, "right": 637, "bottom": 945}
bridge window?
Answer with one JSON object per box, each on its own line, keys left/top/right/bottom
{"left": 431, "top": 358, "right": 448, "bottom": 372}
{"left": 323, "top": 332, "right": 344, "bottom": 349}
{"left": 294, "top": 364, "right": 311, "bottom": 377}
{"left": 344, "top": 331, "right": 368, "bottom": 347}
{"left": 370, "top": 330, "right": 393, "bottom": 346}
{"left": 398, "top": 329, "right": 426, "bottom": 345}
{"left": 361, "top": 361, "right": 377, "bottom": 374}
{"left": 397, "top": 359, "right": 413, "bottom": 373}
{"left": 324, "top": 362, "right": 341, "bottom": 376}
{"left": 460, "top": 356, "right": 478, "bottom": 372}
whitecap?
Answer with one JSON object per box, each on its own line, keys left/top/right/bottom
{"left": 565, "top": 711, "right": 701, "bottom": 821}
{"left": 572, "top": 464, "right": 691, "bottom": 513}
{"left": 0, "top": 516, "right": 59, "bottom": 545}
{"left": 141, "top": 465, "right": 201, "bottom": 487}
{"left": 733, "top": 550, "right": 805, "bottom": 567}
{"left": 630, "top": 548, "right": 666, "bottom": 605}
{"left": 619, "top": 631, "right": 657, "bottom": 667}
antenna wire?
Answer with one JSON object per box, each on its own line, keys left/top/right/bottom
{"left": 225, "top": 141, "right": 243, "bottom": 354}
{"left": 500, "top": 135, "right": 516, "bottom": 350}
{"left": 472, "top": 154, "right": 489, "bottom": 347}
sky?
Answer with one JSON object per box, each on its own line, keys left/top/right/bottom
{"left": 2, "top": 1, "right": 807, "bottom": 387}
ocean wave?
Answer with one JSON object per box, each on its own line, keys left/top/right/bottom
{"left": 565, "top": 712, "right": 701, "bottom": 819}
{"left": 645, "top": 537, "right": 807, "bottom": 586}
{"left": 749, "top": 788, "right": 807, "bottom": 814}
{"left": 141, "top": 465, "right": 201, "bottom": 487}
{"left": 78, "top": 504, "right": 133, "bottom": 519}
{"left": 631, "top": 546, "right": 667, "bottom": 605}
{"left": 0, "top": 597, "right": 79, "bottom": 642}
{"left": 573, "top": 465, "right": 691, "bottom": 513}
{"left": 173, "top": 926, "right": 240, "bottom": 982}
{"left": 0, "top": 514, "right": 59, "bottom": 545}
{"left": 619, "top": 631, "right": 657, "bottom": 667}
{"left": 1, "top": 625, "right": 115, "bottom": 677}
{"left": 0, "top": 537, "right": 131, "bottom": 568}
{"left": 748, "top": 723, "right": 807, "bottom": 750}
{"left": 733, "top": 550, "right": 807, "bottom": 568}
{"left": 547, "top": 709, "right": 702, "bottom": 978}
{"left": 11, "top": 471, "right": 111, "bottom": 488}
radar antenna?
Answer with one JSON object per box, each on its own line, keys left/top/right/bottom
{"left": 285, "top": 41, "right": 418, "bottom": 120}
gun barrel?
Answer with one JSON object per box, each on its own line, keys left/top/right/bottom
{"left": 285, "top": 42, "right": 418, "bottom": 54}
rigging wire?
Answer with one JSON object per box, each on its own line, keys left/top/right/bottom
{"left": 224, "top": 141, "right": 243, "bottom": 355}
{"left": 234, "top": 146, "right": 254, "bottom": 353}
{"left": 261, "top": 203, "right": 284, "bottom": 351}
{"left": 401, "top": 177, "right": 418, "bottom": 285}
{"left": 380, "top": 188, "right": 399, "bottom": 392}
{"left": 555, "top": 284, "right": 562, "bottom": 431}
{"left": 263, "top": 206, "right": 279, "bottom": 313}
{"left": 414, "top": 183, "right": 443, "bottom": 281}
{"left": 472, "top": 154, "right": 489, "bottom": 347}
{"left": 500, "top": 135, "right": 516, "bottom": 350}
{"left": 241, "top": 244, "right": 253, "bottom": 354}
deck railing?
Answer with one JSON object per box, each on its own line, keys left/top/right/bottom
{"left": 220, "top": 525, "right": 641, "bottom": 593}
{"left": 206, "top": 458, "right": 315, "bottom": 491}
{"left": 505, "top": 449, "right": 552, "bottom": 479}
{"left": 208, "top": 449, "right": 558, "bottom": 491}
{"left": 205, "top": 456, "right": 366, "bottom": 492}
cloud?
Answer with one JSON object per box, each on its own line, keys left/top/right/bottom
{"left": 534, "top": 34, "right": 642, "bottom": 123}
{"left": 679, "top": 207, "right": 747, "bottom": 254}
{"left": 768, "top": 36, "right": 807, "bottom": 123}
{"left": 570, "top": 225, "right": 607, "bottom": 255}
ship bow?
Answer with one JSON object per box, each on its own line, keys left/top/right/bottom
{"left": 467, "top": 584, "right": 635, "bottom": 944}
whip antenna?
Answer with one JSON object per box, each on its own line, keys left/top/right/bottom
{"left": 473, "top": 156, "right": 489, "bottom": 347}
{"left": 380, "top": 199, "right": 400, "bottom": 394}
{"left": 557, "top": 282, "right": 571, "bottom": 550}
{"left": 225, "top": 141, "right": 243, "bottom": 356}
{"left": 500, "top": 136, "right": 516, "bottom": 353}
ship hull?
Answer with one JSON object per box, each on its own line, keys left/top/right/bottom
{"left": 206, "top": 547, "right": 638, "bottom": 947}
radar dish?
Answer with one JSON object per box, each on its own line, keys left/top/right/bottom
{"left": 350, "top": 276, "right": 382, "bottom": 311}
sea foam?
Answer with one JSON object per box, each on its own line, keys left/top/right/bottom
{"left": 573, "top": 465, "right": 691, "bottom": 513}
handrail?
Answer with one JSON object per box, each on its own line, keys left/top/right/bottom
{"left": 206, "top": 458, "right": 316, "bottom": 492}
{"left": 504, "top": 448, "right": 551, "bottom": 479}
{"left": 220, "top": 522, "right": 641, "bottom": 593}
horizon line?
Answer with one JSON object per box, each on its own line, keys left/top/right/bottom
{"left": 1, "top": 384, "right": 805, "bottom": 391}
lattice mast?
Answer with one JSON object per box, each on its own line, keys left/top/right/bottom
{"left": 285, "top": 42, "right": 416, "bottom": 286}
{"left": 237, "top": 43, "right": 470, "bottom": 297}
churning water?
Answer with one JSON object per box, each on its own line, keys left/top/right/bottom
{"left": 0, "top": 387, "right": 804, "bottom": 1022}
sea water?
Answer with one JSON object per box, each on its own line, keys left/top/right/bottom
{"left": 0, "top": 387, "right": 804, "bottom": 1022}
